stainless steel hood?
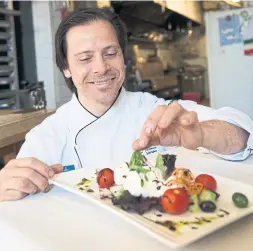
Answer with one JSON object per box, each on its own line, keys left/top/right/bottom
{"left": 111, "top": 1, "right": 202, "bottom": 36}
{"left": 164, "top": 0, "right": 203, "bottom": 24}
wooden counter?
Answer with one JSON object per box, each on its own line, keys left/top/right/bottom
{"left": 0, "top": 109, "right": 55, "bottom": 164}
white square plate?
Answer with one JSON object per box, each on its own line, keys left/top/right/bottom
{"left": 50, "top": 154, "right": 253, "bottom": 249}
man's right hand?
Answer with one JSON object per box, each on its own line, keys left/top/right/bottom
{"left": 0, "top": 158, "right": 63, "bottom": 202}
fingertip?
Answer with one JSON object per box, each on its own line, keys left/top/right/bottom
{"left": 51, "top": 164, "right": 63, "bottom": 174}
{"left": 139, "top": 139, "right": 148, "bottom": 148}
{"left": 132, "top": 139, "right": 140, "bottom": 150}
{"left": 132, "top": 144, "right": 139, "bottom": 151}
{"left": 132, "top": 139, "right": 147, "bottom": 150}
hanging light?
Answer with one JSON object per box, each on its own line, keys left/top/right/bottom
{"left": 168, "top": 22, "right": 172, "bottom": 30}
{"left": 97, "top": 0, "right": 111, "bottom": 8}
{"left": 187, "top": 20, "right": 193, "bottom": 36}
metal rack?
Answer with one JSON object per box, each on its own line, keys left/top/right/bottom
{"left": 0, "top": 0, "right": 21, "bottom": 109}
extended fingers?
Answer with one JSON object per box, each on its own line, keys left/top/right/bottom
{"left": 158, "top": 102, "right": 199, "bottom": 129}
{"left": 133, "top": 105, "right": 166, "bottom": 150}
{"left": 143, "top": 105, "right": 167, "bottom": 135}
{"left": 0, "top": 158, "right": 62, "bottom": 202}
{"left": 158, "top": 102, "right": 184, "bottom": 128}
{"left": 8, "top": 158, "right": 55, "bottom": 179}
{"left": 1, "top": 177, "right": 38, "bottom": 194}
{"left": 51, "top": 164, "right": 63, "bottom": 174}
{"left": 4, "top": 167, "right": 49, "bottom": 192}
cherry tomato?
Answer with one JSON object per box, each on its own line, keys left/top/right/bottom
{"left": 195, "top": 174, "right": 217, "bottom": 191}
{"left": 161, "top": 188, "right": 189, "bottom": 215}
{"left": 96, "top": 168, "right": 115, "bottom": 188}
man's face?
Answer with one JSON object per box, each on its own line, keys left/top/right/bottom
{"left": 64, "top": 20, "right": 125, "bottom": 106}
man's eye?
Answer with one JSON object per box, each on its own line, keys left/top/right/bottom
{"left": 105, "top": 51, "right": 117, "bottom": 57}
{"left": 79, "top": 58, "right": 91, "bottom": 62}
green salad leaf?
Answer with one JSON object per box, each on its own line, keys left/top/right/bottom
{"left": 155, "top": 153, "right": 177, "bottom": 180}
{"left": 129, "top": 150, "right": 143, "bottom": 168}
{"left": 155, "top": 153, "right": 166, "bottom": 178}
{"left": 129, "top": 151, "right": 150, "bottom": 175}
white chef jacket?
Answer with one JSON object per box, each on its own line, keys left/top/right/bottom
{"left": 17, "top": 88, "right": 253, "bottom": 175}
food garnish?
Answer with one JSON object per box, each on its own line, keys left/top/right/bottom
{"left": 232, "top": 192, "right": 249, "bottom": 208}
{"left": 76, "top": 178, "right": 91, "bottom": 187}
{"left": 166, "top": 168, "right": 204, "bottom": 196}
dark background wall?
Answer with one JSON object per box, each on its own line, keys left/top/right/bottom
{"left": 14, "top": 0, "right": 37, "bottom": 84}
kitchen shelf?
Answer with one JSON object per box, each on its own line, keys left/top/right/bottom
{"left": 0, "top": 90, "right": 16, "bottom": 99}
{"left": 0, "top": 45, "right": 8, "bottom": 52}
{"left": 0, "top": 0, "right": 20, "bottom": 109}
{"left": 0, "top": 57, "right": 14, "bottom": 63}
{"left": 0, "top": 7, "right": 21, "bottom": 16}
{"left": 0, "top": 20, "right": 10, "bottom": 28}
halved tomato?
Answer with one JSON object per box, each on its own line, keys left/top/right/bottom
{"left": 195, "top": 174, "right": 217, "bottom": 191}
{"left": 161, "top": 188, "right": 189, "bottom": 215}
{"left": 97, "top": 168, "right": 115, "bottom": 188}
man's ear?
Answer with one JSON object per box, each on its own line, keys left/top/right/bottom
{"left": 63, "top": 69, "right": 71, "bottom": 78}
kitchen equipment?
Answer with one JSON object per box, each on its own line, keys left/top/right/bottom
{"left": 183, "top": 92, "right": 201, "bottom": 103}
{"left": 0, "top": 97, "right": 15, "bottom": 109}
{"left": 179, "top": 65, "right": 206, "bottom": 99}
{"left": 136, "top": 57, "right": 182, "bottom": 99}
{"left": 0, "top": 81, "right": 47, "bottom": 110}
{"left": 19, "top": 81, "right": 47, "bottom": 110}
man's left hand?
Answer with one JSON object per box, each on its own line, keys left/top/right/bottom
{"left": 132, "top": 102, "right": 204, "bottom": 151}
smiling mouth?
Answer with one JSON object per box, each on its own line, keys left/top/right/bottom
{"left": 90, "top": 77, "right": 116, "bottom": 85}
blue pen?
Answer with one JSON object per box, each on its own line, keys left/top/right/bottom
{"left": 63, "top": 165, "right": 76, "bottom": 172}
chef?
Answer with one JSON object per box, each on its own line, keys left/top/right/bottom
{"left": 0, "top": 8, "right": 252, "bottom": 202}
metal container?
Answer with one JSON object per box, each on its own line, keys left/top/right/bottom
{"left": 0, "top": 97, "right": 15, "bottom": 108}
{"left": 19, "top": 82, "right": 46, "bottom": 109}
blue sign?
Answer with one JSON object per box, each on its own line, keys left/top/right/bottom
{"left": 219, "top": 15, "right": 242, "bottom": 46}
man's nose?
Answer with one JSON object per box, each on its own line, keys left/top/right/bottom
{"left": 93, "top": 55, "right": 109, "bottom": 75}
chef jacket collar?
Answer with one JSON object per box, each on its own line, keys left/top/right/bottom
{"left": 67, "top": 87, "right": 126, "bottom": 145}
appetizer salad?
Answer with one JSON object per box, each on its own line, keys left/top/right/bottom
{"left": 77, "top": 151, "right": 249, "bottom": 216}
